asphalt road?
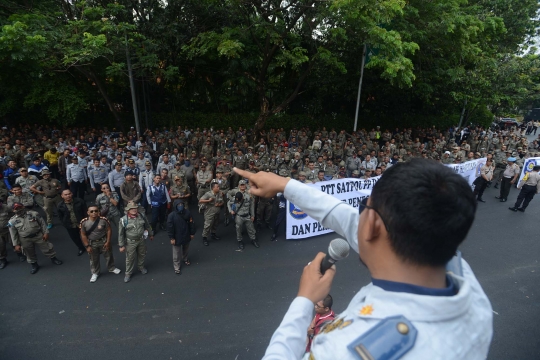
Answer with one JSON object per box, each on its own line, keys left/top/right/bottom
{"left": 1, "top": 150, "right": 539, "bottom": 360}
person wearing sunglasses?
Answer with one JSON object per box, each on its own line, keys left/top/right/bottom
{"left": 235, "top": 158, "right": 492, "bottom": 360}
{"left": 80, "top": 205, "right": 122, "bottom": 283}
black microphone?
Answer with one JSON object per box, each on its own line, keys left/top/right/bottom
{"left": 320, "top": 238, "right": 350, "bottom": 275}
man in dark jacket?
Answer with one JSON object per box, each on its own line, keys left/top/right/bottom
{"left": 57, "top": 189, "right": 87, "bottom": 256}
{"left": 167, "top": 199, "right": 196, "bottom": 275}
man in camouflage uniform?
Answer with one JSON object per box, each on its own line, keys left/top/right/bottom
{"left": 228, "top": 180, "right": 258, "bottom": 250}
{"left": 170, "top": 175, "right": 192, "bottom": 210}
{"left": 196, "top": 163, "right": 213, "bottom": 200}
{"left": 15, "top": 167, "right": 42, "bottom": 208}
{"left": 8, "top": 202, "right": 62, "bottom": 274}
{"left": 29, "top": 169, "right": 61, "bottom": 228}
{"left": 7, "top": 184, "right": 34, "bottom": 209}
{"left": 80, "top": 204, "right": 122, "bottom": 283}
{"left": 119, "top": 201, "right": 153, "bottom": 283}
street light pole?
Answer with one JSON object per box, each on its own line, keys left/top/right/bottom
{"left": 353, "top": 44, "right": 367, "bottom": 132}
{"left": 125, "top": 34, "right": 141, "bottom": 137}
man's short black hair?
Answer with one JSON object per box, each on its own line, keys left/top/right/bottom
{"left": 371, "top": 158, "right": 476, "bottom": 267}
{"left": 322, "top": 294, "right": 333, "bottom": 309}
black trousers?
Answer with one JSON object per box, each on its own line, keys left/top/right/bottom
{"left": 70, "top": 181, "right": 86, "bottom": 200}
{"left": 473, "top": 178, "right": 488, "bottom": 199}
{"left": 66, "top": 227, "right": 85, "bottom": 251}
{"left": 514, "top": 185, "right": 536, "bottom": 209}
{"left": 151, "top": 204, "right": 167, "bottom": 230}
{"left": 500, "top": 177, "right": 513, "bottom": 200}
{"left": 273, "top": 208, "right": 286, "bottom": 237}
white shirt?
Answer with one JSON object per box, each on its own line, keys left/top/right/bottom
{"left": 263, "top": 180, "right": 493, "bottom": 360}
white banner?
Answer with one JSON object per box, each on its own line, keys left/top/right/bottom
{"left": 286, "top": 177, "right": 380, "bottom": 240}
{"left": 285, "top": 158, "right": 487, "bottom": 240}
{"left": 518, "top": 157, "right": 540, "bottom": 183}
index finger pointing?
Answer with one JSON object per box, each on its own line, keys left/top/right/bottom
{"left": 233, "top": 167, "right": 251, "bottom": 180}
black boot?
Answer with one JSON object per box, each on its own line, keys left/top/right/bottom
{"left": 251, "top": 239, "right": 260, "bottom": 248}
{"left": 271, "top": 234, "right": 277, "bottom": 242}
{"left": 203, "top": 237, "right": 209, "bottom": 246}
{"left": 477, "top": 198, "right": 486, "bottom": 203}
{"left": 225, "top": 217, "right": 230, "bottom": 226}
{"left": 508, "top": 207, "right": 518, "bottom": 211}
{"left": 30, "top": 262, "right": 40, "bottom": 274}
{"left": 17, "top": 252, "right": 26, "bottom": 262}
{"left": 51, "top": 257, "right": 63, "bottom": 265}
{"left": 517, "top": 208, "right": 525, "bottom": 212}
{"left": 238, "top": 241, "right": 244, "bottom": 250}
{"left": 494, "top": 183, "right": 499, "bottom": 189}
{"left": 267, "top": 223, "right": 273, "bottom": 230}
{"left": 211, "top": 233, "right": 220, "bottom": 241}
{"left": 0, "top": 258, "right": 7, "bottom": 269}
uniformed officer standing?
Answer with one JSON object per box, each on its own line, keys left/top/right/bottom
{"left": 169, "top": 175, "right": 191, "bottom": 210}
{"left": 495, "top": 157, "right": 520, "bottom": 202}
{"left": 67, "top": 156, "right": 88, "bottom": 200}
{"left": 80, "top": 204, "right": 122, "bottom": 283}
{"left": 8, "top": 203, "right": 63, "bottom": 274}
{"left": 256, "top": 193, "right": 274, "bottom": 230}
{"left": 509, "top": 165, "right": 540, "bottom": 212}
{"left": 228, "top": 180, "right": 258, "bottom": 250}
{"left": 88, "top": 158, "right": 109, "bottom": 197}
{"left": 30, "top": 169, "right": 61, "bottom": 229}
{"left": 196, "top": 163, "right": 213, "bottom": 200}
{"left": 199, "top": 182, "right": 224, "bottom": 246}
{"left": 15, "top": 167, "right": 42, "bottom": 207}
{"left": 95, "top": 184, "right": 122, "bottom": 229}
{"left": 7, "top": 184, "right": 34, "bottom": 209}
{"left": 118, "top": 201, "right": 153, "bottom": 283}
{"left": 0, "top": 201, "right": 26, "bottom": 268}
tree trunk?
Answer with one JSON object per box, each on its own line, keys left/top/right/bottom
{"left": 76, "top": 67, "right": 124, "bottom": 131}
{"left": 253, "top": 95, "right": 270, "bottom": 142}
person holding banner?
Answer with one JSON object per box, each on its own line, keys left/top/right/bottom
{"left": 509, "top": 165, "right": 540, "bottom": 212}
{"left": 233, "top": 159, "right": 492, "bottom": 360}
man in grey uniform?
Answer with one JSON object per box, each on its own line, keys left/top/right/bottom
{"left": 80, "top": 204, "right": 122, "bottom": 282}
{"left": 0, "top": 201, "right": 26, "bottom": 268}
{"left": 118, "top": 201, "right": 153, "bottom": 283}
{"left": 8, "top": 203, "right": 63, "bottom": 274}
{"left": 199, "top": 182, "right": 224, "bottom": 246}
{"left": 509, "top": 165, "right": 540, "bottom": 212}
{"left": 227, "top": 180, "right": 258, "bottom": 250}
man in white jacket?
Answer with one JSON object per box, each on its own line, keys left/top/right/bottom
{"left": 234, "top": 158, "right": 493, "bottom": 360}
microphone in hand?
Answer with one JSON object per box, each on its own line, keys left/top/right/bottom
{"left": 320, "top": 238, "right": 350, "bottom": 275}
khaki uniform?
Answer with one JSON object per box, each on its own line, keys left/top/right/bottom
{"left": 0, "top": 204, "right": 12, "bottom": 260}
{"left": 196, "top": 170, "right": 213, "bottom": 200}
{"left": 33, "top": 178, "right": 62, "bottom": 224}
{"left": 8, "top": 210, "right": 55, "bottom": 263}
{"left": 96, "top": 192, "right": 122, "bottom": 229}
{"left": 81, "top": 217, "right": 115, "bottom": 275}
{"left": 8, "top": 193, "right": 34, "bottom": 209}
{"left": 120, "top": 181, "right": 142, "bottom": 206}
{"left": 118, "top": 214, "right": 153, "bottom": 275}
{"left": 16, "top": 175, "right": 43, "bottom": 207}
{"left": 227, "top": 190, "right": 256, "bottom": 242}
{"left": 170, "top": 183, "right": 191, "bottom": 210}
{"left": 200, "top": 191, "right": 224, "bottom": 237}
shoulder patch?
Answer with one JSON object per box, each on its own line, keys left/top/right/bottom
{"left": 347, "top": 315, "right": 417, "bottom": 360}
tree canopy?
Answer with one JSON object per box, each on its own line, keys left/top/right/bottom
{"left": 0, "top": 0, "right": 539, "bottom": 130}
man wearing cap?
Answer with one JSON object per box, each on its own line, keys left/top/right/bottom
{"left": 126, "top": 159, "right": 140, "bottom": 181}
{"left": 139, "top": 161, "right": 154, "bottom": 209}
{"left": 441, "top": 151, "right": 453, "bottom": 164}
{"left": 16, "top": 166, "right": 42, "bottom": 207}
{"left": 147, "top": 174, "right": 171, "bottom": 233}
{"left": 496, "top": 157, "right": 520, "bottom": 202}
{"left": 170, "top": 175, "right": 192, "bottom": 210}
{"left": 0, "top": 200, "right": 26, "bottom": 268}
{"left": 67, "top": 156, "right": 88, "bottom": 200}
{"left": 30, "top": 169, "right": 62, "bottom": 228}
{"left": 120, "top": 170, "right": 142, "bottom": 208}
{"left": 80, "top": 204, "right": 122, "bottom": 282}
{"left": 169, "top": 162, "right": 183, "bottom": 181}
{"left": 473, "top": 159, "right": 494, "bottom": 203}
{"left": 492, "top": 147, "right": 509, "bottom": 189}
{"left": 156, "top": 154, "right": 174, "bottom": 175}
{"left": 8, "top": 202, "right": 63, "bottom": 274}
{"left": 199, "top": 182, "right": 224, "bottom": 246}
{"left": 509, "top": 165, "right": 540, "bottom": 212}
{"left": 119, "top": 201, "right": 153, "bottom": 283}
{"left": 196, "top": 163, "right": 213, "bottom": 200}
{"left": 228, "top": 180, "right": 258, "bottom": 249}
{"left": 88, "top": 158, "right": 108, "bottom": 197}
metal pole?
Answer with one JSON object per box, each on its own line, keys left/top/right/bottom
{"left": 125, "top": 34, "right": 140, "bottom": 137}
{"left": 353, "top": 44, "right": 367, "bottom": 132}
{"left": 458, "top": 98, "right": 467, "bottom": 129}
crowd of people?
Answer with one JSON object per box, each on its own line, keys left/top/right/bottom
{"left": 0, "top": 121, "right": 538, "bottom": 282}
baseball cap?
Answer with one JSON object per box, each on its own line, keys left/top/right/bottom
{"left": 239, "top": 180, "right": 247, "bottom": 185}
